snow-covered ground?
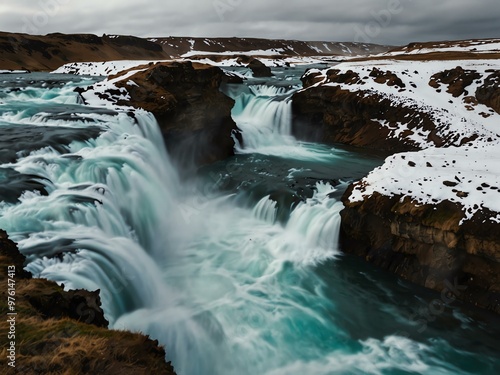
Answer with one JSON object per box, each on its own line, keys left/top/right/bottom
{"left": 51, "top": 55, "right": 338, "bottom": 76}
{"left": 307, "top": 59, "right": 499, "bottom": 148}
{"left": 181, "top": 48, "right": 287, "bottom": 57}
{"left": 385, "top": 39, "right": 500, "bottom": 56}
{"left": 52, "top": 60, "right": 169, "bottom": 76}
{"left": 305, "top": 57, "right": 500, "bottom": 222}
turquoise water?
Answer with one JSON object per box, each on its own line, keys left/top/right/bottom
{"left": 0, "top": 72, "right": 498, "bottom": 374}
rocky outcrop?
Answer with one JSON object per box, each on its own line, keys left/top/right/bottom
{"left": 115, "top": 61, "right": 239, "bottom": 168}
{"left": 428, "top": 66, "right": 481, "bottom": 97}
{"left": 248, "top": 58, "right": 273, "bottom": 77}
{"left": 0, "top": 230, "right": 176, "bottom": 374}
{"left": 292, "top": 69, "right": 437, "bottom": 151}
{"left": 476, "top": 70, "right": 500, "bottom": 114}
{"left": 340, "top": 189, "right": 500, "bottom": 313}
{"left": 292, "top": 65, "right": 498, "bottom": 150}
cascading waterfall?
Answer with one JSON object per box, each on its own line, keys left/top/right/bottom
{"left": 1, "top": 72, "right": 498, "bottom": 375}
{"left": 225, "top": 83, "right": 299, "bottom": 152}
{"left": 223, "top": 76, "right": 345, "bottom": 162}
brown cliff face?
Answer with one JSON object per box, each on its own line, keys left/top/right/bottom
{"left": 340, "top": 188, "right": 500, "bottom": 314}
{"left": 0, "top": 230, "right": 176, "bottom": 374}
{"left": 114, "top": 61, "right": 239, "bottom": 169}
{"left": 292, "top": 69, "right": 440, "bottom": 152}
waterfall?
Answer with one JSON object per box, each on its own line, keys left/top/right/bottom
{"left": 0, "top": 72, "right": 486, "bottom": 375}
{"left": 252, "top": 195, "right": 278, "bottom": 224}
{"left": 225, "top": 84, "right": 300, "bottom": 153}
{"left": 0, "top": 73, "right": 345, "bottom": 375}
{"left": 223, "top": 79, "right": 342, "bottom": 162}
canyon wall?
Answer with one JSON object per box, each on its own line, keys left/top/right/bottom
{"left": 293, "top": 53, "right": 500, "bottom": 314}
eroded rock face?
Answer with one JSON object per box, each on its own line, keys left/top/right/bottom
{"left": 340, "top": 190, "right": 500, "bottom": 314}
{"left": 116, "top": 61, "right": 239, "bottom": 169}
{"left": 292, "top": 75, "right": 437, "bottom": 151}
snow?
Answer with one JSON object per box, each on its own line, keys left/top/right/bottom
{"left": 52, "top": 60, "right": 169, "bottom": 76}
{"left": 181, "top": 48, "right": 286, "bottom": 58}
{"left": 309, "top": 45, "right": 323, "bottom": 54}
{"left": 348, "top": 139, "right": 500, "bottom": 222}
{"left": 0, "top": 70, "right": 29, "bottom": 74}
{"left": 126, "top": 80, "right": 139, "bottom": 87}
{"left": 386, "top": 40, "right": 500, "bottom": 56}
{"left": 310, "top": 58, "right": 500, "bottom": 148}
{"left": 306, "top": 57, "right": 500, "bottom": 222}
{"left": 192, "top": 55, "right": 329, "bottom": 68}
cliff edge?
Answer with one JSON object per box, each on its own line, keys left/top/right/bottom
{"left": 0, "top": 230, "right": 177, "bottom": 374}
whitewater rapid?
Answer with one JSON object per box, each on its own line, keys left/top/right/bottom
{"left": 0, "top": 71, "right": 498, "bottom": 375}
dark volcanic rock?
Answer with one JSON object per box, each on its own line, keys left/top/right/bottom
{"left": 476, "top": 71, "right": 500, "bottom": 114}
{"left": 340, "top": 189, "right": 500, "bottom": 314}
{"left": 116, "top": 61, "right": 239, "bottom": 168}
{"left": 429, "top": 66, "right": 481, "bottom": 97}
{"left": 292, "top": 75, "right": 438, "bottom": 151}
{"left": 248, "top": 58, "right": 273, "bottom": 77}
{"left": 369, "top": 67, "right": 406, "bottom": 88}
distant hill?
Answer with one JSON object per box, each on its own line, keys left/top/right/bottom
{"left": 370, "top": 38, "right": 500, "bottom": 61}
{"left": 148, "top": 36, "right": 391, "bottom": 58}
{"left": 0, "top": 32, "right": 392, "bottom": 71}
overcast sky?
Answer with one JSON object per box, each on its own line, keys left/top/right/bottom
{"left": 1, "top": 0, "right": 499, "bottom": 46}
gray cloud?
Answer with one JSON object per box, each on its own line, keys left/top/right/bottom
{"left": 1, "top": 0, "right": 499, "bottom": 46}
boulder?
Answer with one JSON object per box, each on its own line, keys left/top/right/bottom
{"left": 248, "top": 58, "right": 273, "bottom": 77}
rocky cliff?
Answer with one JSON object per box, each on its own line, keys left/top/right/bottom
{"left": 340, "top": 190, "right": 500, "bottom": 313}
{"left": 292, "top": 63, "right": 499, "bottom": 151}
{"left": 113, "top": 61, "right": 240, "bottom": 168}
{"left": 292, "top": 69, "right": 424, "bottom": 152}
{"left": 293, "top": 41, "right": 500, "bottom": 314}
{"left": 0, "top": 230, "right": 177, "bottom": 374}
